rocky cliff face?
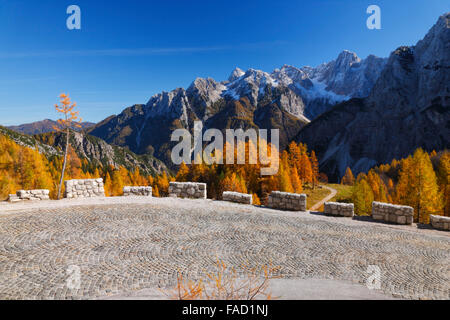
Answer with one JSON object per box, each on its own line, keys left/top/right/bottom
{"left": 0, "top": 125, "right": 60, "bottom": 156}
{"left": 34, "top": 130, "right": 168, "bottom": 175}
{"left": 306, "top": 51, "right": 387, "bottom": 98}
{"left": 1, "top": 124, "right": 168, "bottom": 175}
{"left": 297, "top": 13, "right": 450, "bottom": 181}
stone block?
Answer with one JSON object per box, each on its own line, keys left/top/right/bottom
{"left": 267, "top": 191, "right": 307, "bottom": 211}
{"left": 223, "top": 191, "right": 253, "bottom": 205}
{"left": 324, "top": 202, "right": 354, "bottom": 217}
{"left": 372, "top": 202, "right": 414, "bottom": 225}
{"left": 430, "top": 215, "right": 450, "bottom": 231}
{"left": 169, "top": 182, "right": 207, "bottom": 199}
{"left": 64, "top": 179, "right": 105, "bottom": 198}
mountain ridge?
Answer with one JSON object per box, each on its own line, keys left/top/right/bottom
{"left": 88, "top": 49, "right": 387, "bottom": 167}
{"left": 0, "top": 125, "right": 168, "bottom": 176}
{"left": 7, "top": 119, "right": 95, "bottom": 135}
{"left": 297, "top": 13, "right": 450, "bottom": 181}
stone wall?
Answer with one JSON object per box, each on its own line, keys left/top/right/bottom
{"left": 267, "top": 191, "right": 307, "bottom": 211}
{"left": 430, "top": 215, "right": 450, "bottom": 231}
{"left": 64, "top": 179, "right": 105, "bottom": 199}
{"left": 169, "top": 182, "right": 207, "bottom": 199}
{"left": 8, "top": 189, "right": 50, "bottom": 202}
{"left": 222, "top": 191, "right": 252, "bottom": 205}
{"left": 324, "top": 202, "right": 354, "bottom": 217}
{"left": 123, "top": 186, "right": 152, "bottom": 197}
{"left": 372, "top": 201, "right": 414, "bottom": 225}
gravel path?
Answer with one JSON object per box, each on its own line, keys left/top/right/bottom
{"left": 0, "top": 197, "right": 448, "bottom": 300}
{"left": 310, "top": 186, "right": 337, "bottom": 211}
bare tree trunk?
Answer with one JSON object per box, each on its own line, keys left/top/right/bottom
{"left": 57, "top": 128, "right": 70, "bottom": 200}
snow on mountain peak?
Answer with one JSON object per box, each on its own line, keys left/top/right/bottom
{"left": 223, "top": 68, "right": 279, "bottom": 105}
{"left": 228, "top": 67, "right": 245, "bottom": 82}
{"left": 272, "top": 65, "right": 309, "bottom": 86}
{"left": 141, "top": 50, "right": 387, "bottom": 123}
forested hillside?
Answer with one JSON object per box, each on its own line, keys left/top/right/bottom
{"left": 344, "top": 149, "right": 449, "bottom": 223}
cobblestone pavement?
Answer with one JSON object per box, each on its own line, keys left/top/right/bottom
{"left": 0, "top": 198, "right": 448, "bottom": 300}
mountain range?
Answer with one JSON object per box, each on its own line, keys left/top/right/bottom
{"left": 4, "top": 12, "right": 449, "bottom": 182}
{"left": 7, "top": 119, "right": 95, "bottom": 135}
{"left": 87, "top": 46, "right": 387, "bottom": 168}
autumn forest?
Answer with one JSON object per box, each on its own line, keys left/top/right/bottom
{"left": 0, "top": 125, "right": 448, "bottom": 224}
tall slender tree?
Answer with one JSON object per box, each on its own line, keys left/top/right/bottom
{"left": 341, "top": 167, "right": 355, "bottom": 185}
{"left": 290, "top": 166, "right": 303, "bottom": 193}
{"left": 310, "top": 151, "right": 319, "bottom": 189}
{"left": 411, "top": 149, "right": 442, "bottom": 223}
{"left": 176, "top": 162, "right": 190, "bottom": 182}
{"left": 352, "top": 177, "right": 374, "bottom": 216}
{"left": 437, "top": 152, "right": 450, "bottom": 216}
{"left": 53, "top": 93, "right": 82, "bottom": 199}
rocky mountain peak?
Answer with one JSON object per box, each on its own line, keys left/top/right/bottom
{"left": 224, "top": 68, "right": 278, "bottom": 105}
{"left": 368, "top": 12, "right": 449, "bottom": 111}
{"left": 308, "top": 50, "right": 387, "bottom": 98}
{"left": 297, "top": 13, "right": 449, "bottom": 181}
{"left": 228, "top": 67, "right": 245, "bottom": 82}
{"left": 186, "top": 77, "right": 226, "bottom": 109}
{"left": 88, "top": 44, "right": 392, "bottom": 166}
{"left": 272, "top": 65, "right": 309, "bottom": 86}
{"left": 146, "top": 87, "right": 190, "bottom": 123}
{"left": 335, "top": 50, "right": 361, "bottom": 68}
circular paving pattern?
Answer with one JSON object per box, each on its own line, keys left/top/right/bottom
{"left": 0, "top": 199, "right": 448, "bottom": 300}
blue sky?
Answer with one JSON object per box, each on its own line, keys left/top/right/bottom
{"left": 0, "top": 0, "right": 448, "bottom": 125}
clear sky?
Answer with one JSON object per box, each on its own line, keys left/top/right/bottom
{"left": 0, "top": 0, "right": 448, "bottom": 125}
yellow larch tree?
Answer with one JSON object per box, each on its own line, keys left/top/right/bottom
{"left": 436, "top": 152, "right": 450, "bottom": 216}
{"left": 53, "top": 93, "right": 82, "bottom": 199}
{"left": 352, "top": 175, "right": 374, "bottom": 216}
{"left": 341, "top": 167, "right": 355, "bottom": 185}
{"left": 310, "top": 150, "right": 319, "bottom": 189}
{"left": 290, "top": 166, "right": 303, "bottom": 193}
{"left": 396, "top": 149, "right": 442, "bottom": 223}
{"left": 176, "top": 162, "right": 190, "bottom": 182}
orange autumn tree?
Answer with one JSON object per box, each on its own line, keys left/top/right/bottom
{"left": 221, "top": 172, "right": 247, "bottom": 194}
{"left": 172, "top": 140, "right": 322, "bottom": 204}
{"left": 347, "top": 148, "right": 446, "bottom": 220}
{"left": 290, "top": 166, "right": 303, "bottom": 193}
{"left": 298, "top": 153, "right": 313, "bottom": 184}
{"left": 395, "top": 149, "right": 442, "bottom": 223}
{"left": 436, "top": 152, "right": 450, "bottom": 216}
{"left": 176, "top": 162, "right": 189, "bottom": 182}
{"left": 278, "top": 151, "right": 294, "bottom": 193}
{"left": 0, "top": 134, "right": 54, "bottom": 199}
{"left": 53, "top": 93, "right": 83, "bottom": 199}
{"left": 341, "top": 167, "right": 355, "bottom": 185}
{"left": 352, "top": 173, "right": 374, "bottom": 215}
{"left": 310, "top": 150, "right": 319, "bottom": 189}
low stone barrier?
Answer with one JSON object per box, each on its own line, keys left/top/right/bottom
{"left": 222, "top": 191, "right": 252, "bottom": 204}
{"left": 430, "top": 215, "right": 450, "bottom": 231}
{"left": 267, "top": 191, "right": 307, "bottom": 211}
{"left": 123, "top": 186, "right": 152, "bottom": 197}
{"left": 169, "top": 182, "right": 207, "bottom": 199}
{"left": 372, "top": 201, "right": 414, "bottom": 225}
{"left": 8, "top": 189, "right": 50, "bottom": 202}
{"left": 324, "top": 202, "right": 354, "bottom": 217}
{"left": 64, "top": 178, "right": 105, "bottom": 199}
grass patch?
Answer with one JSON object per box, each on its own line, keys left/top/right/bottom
{"left": 302, "top": 185, "right": 332, "bottom": 210}
{"left": 327, "top": 183, "right": 353, "bottom": 203}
